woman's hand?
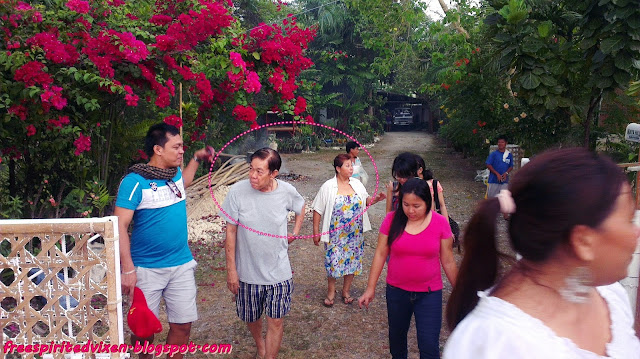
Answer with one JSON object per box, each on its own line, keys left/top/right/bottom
{"left": 313, "top": 234, "right": 321, "bottom": 246}
{"left": 358, "top": 288, "right": 375, "bottom": 309}
{"left": 372, "top": 192, "right": 386, "bottom": 204}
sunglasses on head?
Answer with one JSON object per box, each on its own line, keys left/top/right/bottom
{"left": 166, "top": 180, "right": 182, "bottom": 198}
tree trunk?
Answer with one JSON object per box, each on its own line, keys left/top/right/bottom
{"left": 584, "top": 91, "right": 603, "bottom": 148}
{"left": 436, "top": 0, "right": 470, "bottom": 39}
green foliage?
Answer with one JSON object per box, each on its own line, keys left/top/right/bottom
{"left": 1, "top": 196, "right": 23, "bottom": 219}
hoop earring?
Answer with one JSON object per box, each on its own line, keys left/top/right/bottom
{"left": 558, "top": 266, "right": 593, "bottom": 304}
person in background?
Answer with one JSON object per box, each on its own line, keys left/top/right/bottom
{"left": 444, "top": 148, "right": 640, "bottom": 358}
{"left": 412, "top": 155, "right": 449, "bottom": 222}
{"left": 485, "top": 135, "right": 513, "bottom": 198}
{"left": 359, "top": 178, "right": 458, "bottom": 359}
{"left": 386, "top": 152, "right": 421, "bottom": 213}
{"left": 312, "top": 154, "right": 385, "bottom": 306}
{"left": 114, "top": 122, "right": 213, "bottom": 359}
{"left": 222, "top": 148, "right": 305, "bottom": 359}
{"left": 346, "top": 141, "right": 368, "bottom": 186}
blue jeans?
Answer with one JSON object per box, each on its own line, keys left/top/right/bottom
{"left": 386, "top": 284, "right": 442, "bottom": 359}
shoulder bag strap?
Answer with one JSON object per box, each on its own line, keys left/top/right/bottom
{"left": 433, "top": 179, "right": 441, "bottom": 212}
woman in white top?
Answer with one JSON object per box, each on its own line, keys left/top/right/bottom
{"left": 312, "top": 154, "right": 385, "bottom": 306}
{"left": 444, "top": 147, "right": 640, "bottom": 359}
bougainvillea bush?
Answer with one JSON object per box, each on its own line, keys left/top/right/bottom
{"left": 0, "top": 0, "right": 316, "bottom": 218}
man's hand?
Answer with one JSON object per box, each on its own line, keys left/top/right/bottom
{"left": 226, "top": 270, "right": 239, "bottom": 295}
{"left": 121, "top": 272, "right": 137, "bottom": 298}
{"left": 193, "top": 146, "right": 215, "bottom": 163}
{"left": 313, "top": 234, "right": 321, "bottom": 246}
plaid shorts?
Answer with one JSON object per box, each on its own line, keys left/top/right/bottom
{"left": 236, "top": 278, "right": 294, "bottom": 322}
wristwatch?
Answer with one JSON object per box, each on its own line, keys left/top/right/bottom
{"left": 193, "top": 155, "right": 202, "bottom": 163}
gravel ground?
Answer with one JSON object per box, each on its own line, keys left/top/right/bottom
{"left": 141, "top": 131, "right": 494, "bottom": 358}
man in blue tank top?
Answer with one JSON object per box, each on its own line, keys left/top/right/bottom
{"left": 115, "top": 123, "right": 213, "bottom": 359}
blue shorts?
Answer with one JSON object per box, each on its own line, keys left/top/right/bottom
{"left": 236, "top": 279, "right": 293, "bottom": 322}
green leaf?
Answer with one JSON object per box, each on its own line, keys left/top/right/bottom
{"left": 545, "top": 96, "right": 558, "bottom": 110}
{"left": 614, "top": 54, "right": 632, "bottom": 70}
{"left": 519, "top": 72, "right": 541, "bottom": 90}
{"left": 540, "top": 75, "right": 557, "bottom": 87}
{"left": 557, "top": 97, "right": 572, "bottom": 107}
{"left": 74, "top": 72, "right": 82, "bottom": 81}
{"left": 612, "top": 0, "right": 631, "bottom": 7}
{"left": 613, "top": 70, "right": 631, "bottom": 86}
{"left": 252, "top": 52, "right": 260, "bottom": 60}
{"left": 537, "top": 21, "right": 552, "bottom": 38}
{"left": 595, "top": 77, "right": 613, "bottom": 89}
{"left": 521, "top": 40, "right": 543, "bottom": 54}
{"left": 600, "top": 36, "right": 625, "bottom": 54}
{"left": 632, "top": 58, "right": 640, "bottom": 70}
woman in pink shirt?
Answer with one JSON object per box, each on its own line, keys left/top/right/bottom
{"left": 359, "top": 178, "right": 458, "bottom": 359}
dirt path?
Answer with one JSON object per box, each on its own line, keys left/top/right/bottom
{"left": 152, "top": 131, "right": 490, "bottom": 358}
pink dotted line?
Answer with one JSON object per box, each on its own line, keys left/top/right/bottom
{"left": 208, "top": 121, "right": 380, "bottom": 240}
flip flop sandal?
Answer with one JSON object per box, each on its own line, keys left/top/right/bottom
{"left": 323, "top": 297, "right": 335, "bottom": 307}
{"left": 342, "top": 295, "right": 354, "bottom": 305}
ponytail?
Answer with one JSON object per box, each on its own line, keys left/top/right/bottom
{"left": 445, "top": 198, "right": 503, "bottom": 330}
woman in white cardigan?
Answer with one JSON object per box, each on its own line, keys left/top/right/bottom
{"left": 312, "top": 154, "right": 385, "bottom": 307}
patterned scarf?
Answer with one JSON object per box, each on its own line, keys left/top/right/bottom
{"left": 127, "top": 163, "right": 177, "bottom": 180}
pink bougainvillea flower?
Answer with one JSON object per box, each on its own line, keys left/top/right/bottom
{"left": 232, "top": 105, "right": 257, "bottom": 123}
{"left": 163, "top": 115, "right": 182, "bottom": 128}
{"left": 304, "top": 115, "right": 314, "bottom": 123}
{"left": 125, "top": 93, "right": 139, "bottom": 106}
{"left": 26, "top": 124, "right": 36, "bottom": 136}
{"left": 41, "top": 85, "right": 67, "bottom": 110}
{"left": 15, "top": 2, "right": 33, "bottom": 11}
{"left": 31, "top": 11, "right": 42, "bottom": 23}
{"left": 66, "top": 0, "right": 90, "bottom": 14}
{"left": 293, "top": 96, "right": 307, "bottom": 115}
{"left": 73, "top": 133, "right": 91, "bottom": 155}
{"left": 14, "top": 61, "right": 53, "bottom": 87}
{"left": 8, "top": 105, "right": 27, "bottom": 121}
{"left": 149, "top": 14, "right": 173, "bottom": 26}
{"left": 48, "top": 115, "right": 70, "bottom": 128}
{"left": 27, "top": 32, "right": 80, "bottom": 66}
{"left": 229, "top": 51, "right": 246, "bottom": 70}
{"left": 135, "top": 149, "right": 148, "bottom": 160}
{"left": 243, "top": 71, "right": 261, "bottom": 93}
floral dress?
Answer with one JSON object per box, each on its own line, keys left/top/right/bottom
{"left": 325, "top": 193, "right": 364, "bottom": 278}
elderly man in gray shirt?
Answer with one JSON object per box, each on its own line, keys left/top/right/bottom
{"left": 222, "top": 148, "right": 305, "bottom": 359}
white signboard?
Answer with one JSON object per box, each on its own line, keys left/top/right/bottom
{"left": 625, "top": 123, "right": 640, "bottom": 142}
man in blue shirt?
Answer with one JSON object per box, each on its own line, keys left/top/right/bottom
{"left": 486, "top": 136, "right": 513, "bottom": 199}
{"left": 114, "top": 123, "right": 212, "bottom": 359}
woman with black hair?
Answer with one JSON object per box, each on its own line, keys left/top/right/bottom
{"left": 444, "top": 148, "right": 640, "bottom": 358}
{"left": 386, "top": 152, "right": 421, "bottom": 213}
{"left": 312, "top": 154, "right": 385, "bottom": 307}
{"left": 359, "top": 178, "right": 458, "bottom": 359}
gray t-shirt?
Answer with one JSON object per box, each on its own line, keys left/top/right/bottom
{"left": 221, "top": 179, "right": 305, "bottom": 285}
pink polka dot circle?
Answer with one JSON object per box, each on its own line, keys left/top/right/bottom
{"left": 208, "top": 120, "right": 381, "bottom": 240}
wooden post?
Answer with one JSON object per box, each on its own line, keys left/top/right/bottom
{"left": 636, "top": 146, "right": 640, "bottom": 338}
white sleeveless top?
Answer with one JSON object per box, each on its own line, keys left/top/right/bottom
{"left": 444, "top": 282, "right": 640, "bottom": 359}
